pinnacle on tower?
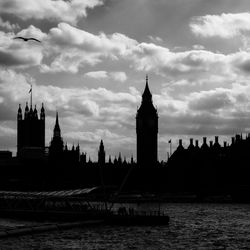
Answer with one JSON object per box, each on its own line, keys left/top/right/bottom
{"left": 99, "top": 140, "right": 104, "bottom": 150}
{"left": 55, "top": 112, "right": 59, "bottom": 128}
{"left": 25, "top": 102, "right": 29, "bottom": 111}
{"left": 41, "top": 103, "right": 44, "bottom": 112}
{"left": 24, "top": 102, "right": 29, "bottom": 119}
{"left": 142, "top": 75, "right": 152, "bottom": 101}
{"left": 40, "top": 103, "right": 45, "bottom": 120}
{"left": 18, "top": 104, "right": 22, "bottom": 113}
{"left": 53, "top": 112, "right": 61, "bottom": 137}
{"left": 34, "top": 105, "right": 38, "bottom": 119}
{"left": 17, "top": 104, "right": 22, "bottom": 120}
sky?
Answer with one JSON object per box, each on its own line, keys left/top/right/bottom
{"left": 1, "top": 0, "right": 250, "bottom": 161}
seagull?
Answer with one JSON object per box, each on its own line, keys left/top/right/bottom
{"left": 13, "top": 36, "right": 41, "bottom": 43}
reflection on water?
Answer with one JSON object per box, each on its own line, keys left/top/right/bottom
{"left": 0, "top": 203, "right": 250, "bottom": 249}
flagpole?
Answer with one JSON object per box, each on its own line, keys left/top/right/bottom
{"left": 30, "top": 84, "right": 32, "bottom": 108}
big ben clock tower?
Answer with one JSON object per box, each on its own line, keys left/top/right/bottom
{"left": 136, "top": 76, "right": 158, "bottom": 167}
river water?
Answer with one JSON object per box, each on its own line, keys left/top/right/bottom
{"left": 0, "top": 203, "right": 250, "bottom": 249}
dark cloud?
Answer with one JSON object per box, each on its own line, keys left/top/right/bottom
{"left": 236, "top": 59, "right": 250, "bottom": 74}
{"left": 0, "top": 104, "right": 16, "bottom": 121}
{"left": 189, "top": 92, "right": 233, "bottom": 112}
{"left": 159, "top": 112, "right": 248, "bottom": 136}
{"left": 0, "top": 50, "right": 37, "bottom": 67}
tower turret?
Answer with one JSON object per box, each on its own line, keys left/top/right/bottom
{"left": 24, "top": 102, "right": 29, "bottom": 119}
{"left": 108, "top": 155, "right": 112, "bottom": 164}
{"left": 17, "top": 104, "right": 22, "bottom": 120}
{"left": 17, "top": 101, "right": 45, "bottom": 157}
{"left": 118, "top": 152, "right": 122, "bottom": 165}
{"left": 131, "top": 155, "right": 134, "bottom": 164}
{"left": 29, "top": 104, "right": 33, "bottom": 119}
{"left": 201, "top": 137, "right": 209, "bottom": 152}
{"left": 33, "top": 105, "right": 38, "bottom": 119}
{"left": 40, "top": 103, "right": 45, "bottom": 120}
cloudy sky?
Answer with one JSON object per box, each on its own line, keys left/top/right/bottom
{"left": 1, "top": 0, "right": 250, "bottom": 161}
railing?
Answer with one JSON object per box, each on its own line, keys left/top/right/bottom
{"left": 115, "top": 207, "right": 166, "bottom": 217}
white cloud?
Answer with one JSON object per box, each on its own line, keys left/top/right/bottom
{"left": 0, "top": 28, "right": 44, "bottom": 68}
{"left": 0, "top": 17, "right": 19, "bottom": 31}
{"left": 0, "top": 68, "right": 138, "bottom": 158}
{"left": 46, "top": 23, "right": 138, "bottom": 55}
{"left": 131, "top": 43, "right": 229, "bottom": 76}
{"left": 192, "top": 44, "right": 205, "bottom": 50}
{"left": 0, "top": 0, "right": 104, "bottom": 25}
{"left": 0, "top": 69, "right": 137, "bottom": 120}
{"left": 40, "top": 22, "right": 137, "bottom": 73}
{"left": 16, "top": 25, "right": 47, "bottom": 41}
{"left": 0, "top": 22, "right": 234, "bottom": 77}
{"left": 188, "top": 89, "right": 233, "bottom": 112}
{"left": 148, "top": 36, "right": 163, "bottom": 43}
{"left": 190, "top": 12, "right": 250, "bottom": 38}
{"left": 2, "top": 21, "right": 250, "bottom": 81}
{"left": 85, "top": 71, "right": 127, "bottom": 82}
{"left": 2, "top": 66, "right": 250, "bottom": 159}
{"left": 85, "top": 71, "right": 108, "bottom": 79}
{"left": 110, "top": 72, "right": 127, "bottom": 82}
{"left": 37, "top": 22, "right": 250, "bottom": 81}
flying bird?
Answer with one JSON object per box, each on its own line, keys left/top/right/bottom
{"left": 13, "top": 37, "right": 41, "bottom": 43}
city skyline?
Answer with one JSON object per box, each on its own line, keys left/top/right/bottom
{"left": 1, "top": 1, "right": 250, "bottom": 160}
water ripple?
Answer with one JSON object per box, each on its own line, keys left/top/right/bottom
{"left": 0, "top": 203, "right": 250, "bottom": 249}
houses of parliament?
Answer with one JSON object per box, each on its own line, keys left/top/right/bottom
{"left": 1, "top": 76, "right": 250, "bottom": 199}
{"left": 15, "top": 76, "right": 159, "bottom": 168}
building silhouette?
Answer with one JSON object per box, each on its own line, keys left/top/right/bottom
{"left": 49, "top": 112, "right": 80, "bottom": 164}
{"left": 136, "top": 75, "right": 158, "bottom": 167}
{"left": 17, "top": 102, "right": 45, "bottom": 158}
{"left": 7, "top": 78, "right": 250, "bottom": 198}
{"left": 98, "top": 140, "right": 105, "bottom": 166}
{"left": 49, "top": 112, "right": 64, "bottom": 158}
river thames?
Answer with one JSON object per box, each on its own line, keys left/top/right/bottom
{"left": 0, "top": 203, "right": 250, "bottom": 249}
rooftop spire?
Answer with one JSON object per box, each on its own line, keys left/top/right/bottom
{"left": 53, "top": 112, "right": 61, "bottom": 137}
{"left": 142, "top": 74, "right": 152, "bottom": 101}
{"left": 34, "top": 105, "right": 38, "bottom": 119}
{"left": 99, "top": 140, "right": 105, "bottom": 152}
{"left": 18, "top": 104, "right": 22, "bottom": 113}
{"left": 17, "top": 104, "right": 22, "bottom": 120}
{"left": 56, "top": 112, "right": 59, "bottom": 125}
{"left": 41, "top": 103, "right": 44, "bottom": 112}
{"left": 25, "top": 102, "right": 29, "bottom": 111}
{"left": 40, "top": 103, "right": 45, "bottom": 120}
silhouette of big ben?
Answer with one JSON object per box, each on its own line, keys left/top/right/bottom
{"left": 136, "top": 76, "right": 158, "bottom": 167}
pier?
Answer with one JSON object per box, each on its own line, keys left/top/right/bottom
{"left": 0, "top": 220, "right": 104, "bottom": 239}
